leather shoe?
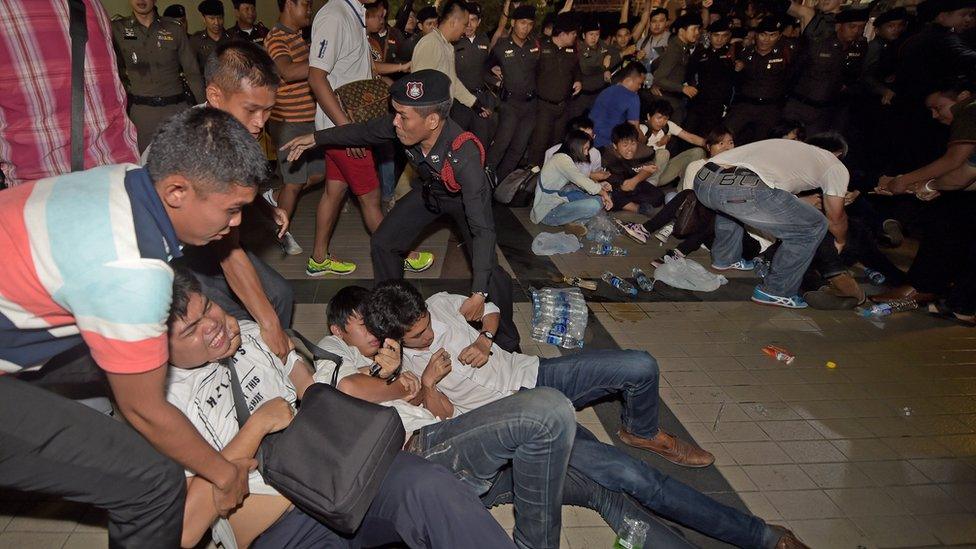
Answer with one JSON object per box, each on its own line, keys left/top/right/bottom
{"left": 870, "top": 284, "right": 937, "bottom": 304}
{"left": 618, "top": 428, "right": 715, "bottom": 468}
{"left": 769, "top": 525, "right": 811, "bottom": 549}
{"left": 827, "top": 272, "right": 865, "bottom": 305}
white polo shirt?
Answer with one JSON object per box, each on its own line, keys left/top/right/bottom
{"left": 709, "top": 139, "right": 850, "bottom": 197}
{"left": 308, "top": 0, "right": 374, "bottom": 130}
{"left": 399, "top": 293, "right": 540, "bottom": 414}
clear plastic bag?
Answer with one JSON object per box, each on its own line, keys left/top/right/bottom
{"left": 531, "top": 231, "right": 582, "bottom": 255}
{"left": 653, "top": 255, "right": 728, "bottom": 292}
{"left": 584, "top": 212, "right": 620, "bottom": 245}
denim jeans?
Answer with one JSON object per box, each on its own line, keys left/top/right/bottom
{"left": 537, "top": 349, "right": 660, "bottom": 439}
{"left": 409, "top": 387, "right": 576, "bottom": 549}
{"left": 540, "top": 196, "right": 603, "bottom": 226}
{"left": 694, "top": 166, "right": 827, "bottom": 297}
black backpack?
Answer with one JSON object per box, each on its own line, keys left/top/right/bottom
{"left": 494, "top": 167, "right": 540, "bottom": 207}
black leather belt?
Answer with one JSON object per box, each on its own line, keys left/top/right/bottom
{"left": 128, "top": 93, "right": 186, "bottom": 107}
{"left": 701, "top": 162, "right": 762, "bottom": 186}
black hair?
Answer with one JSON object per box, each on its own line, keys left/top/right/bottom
{"left": 927, "top": 77, "right": 974, "bottom": 99}
{"left": 615, "top": 22, "right": 631, "bottom": 33}
{"left": 616, "top": 60, "right": 647, "bottom": 81}
{"left": 806, "top": 132, "right": 849, "bottom": 159}
{"left": 556, "top": 130, "right": 593, "bottom": 164}
{"left": 365, "top": 1, "right": 386, "bottom": 14}
{"left": 650, "top": 7, "right": 669, "bottom": 19}
{"left": 646, "top": 98, "right": 674, "bottom": 118}
{"left": 232, "top": 0, "right": 256, "bottom": 7}
{"left": 466, "top": 1, "right": 482, "bottom": 17}
{"left": 611, "top": 122, "right": 640, "bottom": 144}
{"left": 439, "top": 0, "right": 469, "bottom": 22}
{"left": 704, "top": 124, "right": 733, "bottom": 149}
{"left": 413, "top": 97, "right": 454, "bottom": 120}
{"left": 146, "top": 107, "right": 269, "bottom": 192}
{"left": 567, "top": 115, "right": 594, "bottom": 132}
{"left": 417, "top": 5, "right": 439, "bottom": 22}
{"left": 362, "top": 280, "right": 428, "bottom": 341}
{"left": 674, "top": 13, "right": 702, "bottom": 30}
{"left": 204, "top": 39, "right": 280, "bottom": 93}
{"left": 169, "top": 266, "right": 202, "bottom": 326}
{"left": 768, "top": 118, "right": 806, "bottom": 141}
{"left": 327, "top": 286, "right": 373, "bottom": 330}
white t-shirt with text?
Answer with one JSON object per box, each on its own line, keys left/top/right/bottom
{"left": 709, "top": 139, "right": 850, "bottom": 197}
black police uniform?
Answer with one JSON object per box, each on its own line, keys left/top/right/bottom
{"left": 783, "top": 32, "right": 865, "bottom": 135}
{"left": 802, "top": 10, "right": 837, "bottom": 43}
{"left": 567, "top": 38, "right": 609, "bottom": 122}
{"left": 528, "top": 37, "right": 582, "bottom": 166}
{"left": 487, "top": 33, "right": 541, "bottom": 179}
{"left": 306, "top": 71, "right": 520, "bottom": 352}
{"left": 685, "top": 42, "right": 736, "bottom": 135}
{"left": 452, "top": 32, "right": 494, "bottom": 144}
{"left": 190, "top": 30, "right": 232, "bottom": 72}
{"left": 722, "top": 37, "right": 794, "bottom": 144}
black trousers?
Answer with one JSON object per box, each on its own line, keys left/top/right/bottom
{"left": 528, "top": 99, "right": 572, "bottom": 167}
{"left": 684, "top": 98, "right": 727, "bottom": 137}
{"left": 488, "top": 98, "right": 536, "bottom": 181}
{"left": 371, "top": 186, "right": 520, "bottom": 352}
{"left": 176, "top": 247, "right": 294, "bottom": 329}
{"left": 907, "top": 193, "right": 976, "bottom": 313}
{"left": 0, "top": 376, "right": 186, "bottom": 548}
{"left": 722, "top": 102, "right": 782, "bottom": 145}
{"left": 252, "top": 453, "right": 514, "bottom": 549}
{"left": 806, "top": 218, "right": 906, "bottom": 291}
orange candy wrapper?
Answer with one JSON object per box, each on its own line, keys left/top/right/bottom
{"left": 761, "top": 345, "right": 795, "bottom": 365}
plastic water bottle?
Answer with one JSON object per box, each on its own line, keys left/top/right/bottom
{"left": 590, "top": 244, "right": 628, "bottom": 256}
{"left": 857, "top": 299, "right": 918, "bottom": 317}
{"left": 864, "top": 268, "right": 886, "bottom": 285}
{"left": 632, "top": 267, "right": 655, "bottom": 292}
{"left": 530, "top": 287, "right": 589, "bottom": 349}
{"left": 613, "top": 517, "right": 648, "bottom": 549}
{"left": 602, "top": 272, "right": 638, "bottom": 298}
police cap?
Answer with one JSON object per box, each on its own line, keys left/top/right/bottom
{"left": 164, "top": 4, "right": 186, "bottom": 18}
{"left": 874, "top": 7, "right": 908, "bottom": 25}
{"left": 674, "top": 13, "right": 703, "bottom": 30}
{"left": 708, "top": 18, "right": 731, "bottom": 33}
{"left": 198, "top": 0, "right": 224, "bottom": 16}
{"left": 390, "top": 69, "right": 452, "bottom": 107}
{"left": 416, "top": 5, "right": 438, "bottom": 21}
{"left": 581, "top": 18, "right": 601, "bottom": 33}
{"left": 552, "top": 13, "right": 578, "bottom": 35}
{"left": 511, "top": 5, "right": 536, "bottom": 21}
{"left": 755, "top": 17, "right": 784, "bottom": 32}
{"left": 835, "top": 8, "right": 870, "bottom": 23}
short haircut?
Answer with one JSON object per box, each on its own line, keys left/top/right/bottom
{"left": 232, "top": 0, "right": 255, "bottom": 7}
{"left": 611, "top": 122, "right": 640, "bottom": 144}
{"left": 556, "top": 130, "right": 593, "bottom": 164}
{"left": 327, "top": 286, "right": 372, "bottom": 329}
{"left": 615, "top": 22, "right": 631, "bottom": 33}
{"left": 674, "top": 13, "right": 701, "bottom": 30}
{"left": 646, "top": 99, "right": 674, "bottom": 118}
{"left": 567, "top": 115, "right": 594, "bottom": 132}
{"left": 928, "top": 77, "right": 973, "bottom": 99}
{"left": 365, "top": 1, "right": 386, "bottom": 15}
{"left": 169, "top": 266, "right": 202, "bottom": 326}
{"left": 769, "top": 118, "right": 806, "bottom": 141}
{"left": 704, "top": 125, "right": 732, "bottom": 148}
{"left": 204, "top": 40, "right": 280, "bottom": 94}
{"left": 439, "top": 0, "right": 469, "bottom": 22}
{"left": 806, "top": 132, "right": 849, "bottom": 159}
{"left": 413, "top": 97, "right": 454, "bottom": 120}
{"left": 650, "top": 8, "right": 668, "bottom": 19}
{"left": 362, "top": 280, "right": 428, "bottom": 341}
{"left": 617, "top": 60, "right": 647, "bottom": 81}
{"left": 146, "top": 107, "right": 269, "bottom": 192}
{"left": 466, "top": 1, "right": 481, "bottom": 17}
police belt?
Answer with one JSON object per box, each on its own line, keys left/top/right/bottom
{"left": 787, "top": 92, "right": 837, "bottom": 109}
{"left": 128, "top": 93, "right": 186, "bottom": 107}
{"left": 500, "top": 89, "right": 535, "bottom": 102}
{"left": 732, "top": 95, "right": 783, "bottom": 106}
{"left": 536, "top": 95, "right": 569, "bottom": 106}
{"left": 700, "top": 162, "right": 763, "bottom": 186}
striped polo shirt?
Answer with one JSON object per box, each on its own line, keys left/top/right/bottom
{"left": 265, "top": 23, "right": 316, "bottom": 123}
{"left": 0, "top": 165, "right": 180, "bottom": 374}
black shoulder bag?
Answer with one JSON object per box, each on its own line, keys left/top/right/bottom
{"left": 69, "top": 0, "right": 89, "bottom": 172}
{"left": 226, "top": 330, "right": 405, "bottom": 533}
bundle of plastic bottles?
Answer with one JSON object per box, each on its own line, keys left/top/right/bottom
{"left": 530, "top": 287, "right": 588, "bottom": 349}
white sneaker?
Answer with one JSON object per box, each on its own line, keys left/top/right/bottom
{"left": 262, "top": 188, "right": 279, "bottom": 207}
{"left": 615, "top": 219, "right": 648, "bottom": 244}
{"left": 280, "top": 232, "right": 303, "bottom": 255}
{"left": 654, "top": 222, "right": 674, "bottom": 243}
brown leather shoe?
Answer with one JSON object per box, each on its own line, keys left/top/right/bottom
{"left": 870, "top": 284, "right": 937, "bottom": 304}
{"left": 618, "top": 428, "right": 715, "bottom": 468}
{"left": 826, "top": 272, "right": 866, "bottom": 305}
{"left": 769, "top": 525, "right": 811, "bottom": 549}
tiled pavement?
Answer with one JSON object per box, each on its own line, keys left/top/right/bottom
{"left": 3, "top": 188, "right": 975, "bottom": 548}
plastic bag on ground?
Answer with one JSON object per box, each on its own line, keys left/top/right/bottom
{"left": 584, "top": 212, "right": 620, "bottom": 244}
{"left": 532, "top": 231, "right": 581, "bottom": 255}
{"left": 653, "top": 255, "right": 729, "bottom": 292}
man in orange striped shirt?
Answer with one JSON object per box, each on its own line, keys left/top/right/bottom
{"left": 264, "top": 0, "right": 318, "bottom": 256}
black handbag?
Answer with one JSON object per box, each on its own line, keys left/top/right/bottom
{"left": 672, "top": 191, "right": 715, "bottom": 239}
{"left": 226, "top": 331, "right": 405, "bottom": 533}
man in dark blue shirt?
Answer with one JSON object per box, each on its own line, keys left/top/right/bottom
{"left": 590, "top": 61, "right": 646, "bottom": 148}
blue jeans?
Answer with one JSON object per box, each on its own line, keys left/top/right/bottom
{"left": 694, "top": 167, "right": 828, "bottom": 297}
{"left": 536, "top": 349, "right": 660, "bottom": 439}
{"left": 409, "top": 388, "right": 576, "bottom": 549}
{"left": 252, "top": 453, "right": 514, "bottom": 549}
{"left": 541, "top": 196, "right": 602, "bottom": 226}
{"left": 374, "top": 143, "right": 396, "bottom": 199}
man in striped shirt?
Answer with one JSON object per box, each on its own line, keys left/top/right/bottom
{"left": 265, "top": 0, "right": 320, "bottom": 256}
{"left": 0, "top": 108, "right": 263, "bottom": 547}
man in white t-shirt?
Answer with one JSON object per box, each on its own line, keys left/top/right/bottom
{"left": 641, "top": 99, "right": 706, "bottom": 187}
{"left": 693, "top": 138, "right": 849, "bottom": 308}
{"left": 163, "top": 268, "right": 516, "bottom": 549}
{"left": 313, "top": 286, "right": 575, "bottom": 549}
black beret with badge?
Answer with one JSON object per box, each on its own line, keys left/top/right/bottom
{"left": 198, "top": 0, "right": 224, "bottom": 16}
{"left": 835, "top": 7, "right": 870, "bottom": 23}
{"left": 511, "top": 5, "right": 537, "bottom": 21}
{"left": 552, "top": 13, "right": 578, "bottom": 35}
{"left": 873, "top": 7, "right": 908, "bottom": 26}
{"left": 581, "top": 18, "right": 601, "bottom": 33}
{"left": 708, "top": 18, "right": 731, "bottom": 33}
{"left": 755, "top": 16, "right": 784, "bottom": 32}
{"left": 390, "top": 69, "right": 453, "bottom": 106}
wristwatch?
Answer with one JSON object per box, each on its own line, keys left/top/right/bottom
{"left": 480, "top": 330, "right": 495, "bottom": 342}
{"left": 474, "top": 291, "right": 488, "bottom": 299}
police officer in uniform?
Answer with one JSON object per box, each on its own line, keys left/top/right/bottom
{"left": 229, "top": 0, "right": 269, "bottom": 45}
{"left": 782, "top": 8, "right": 867, "bottom": 135}
{"left": 453, "top": 2, "right": 495, "bottom": 144}
{"left": 281, "top": 70, "right": 520, "bottom": 352}
{"left": 190, "top": 0, "right": 232, "bottom": 72}
{"left": 722, "top": 17, "right": 794, "bottom": 144}
{"left": 528, "top": 13, "right": 582, "bottom": 166}
{"left": 163, "top": 4, "right": 188, "bottom": 33}
{"left": 789, "top": 0, "right": 843, "bottom": 42}
{"left": 112, "top": 0, "right": 204, "bottom": 151}
{"left": 567, "top": 19, "right": 609, "bottom": 122}
{"left": 487, "top": 5, "right": 541, "bottom": 180}
{"left": 684, "top": 18, "right": 736, "bottom": 135}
